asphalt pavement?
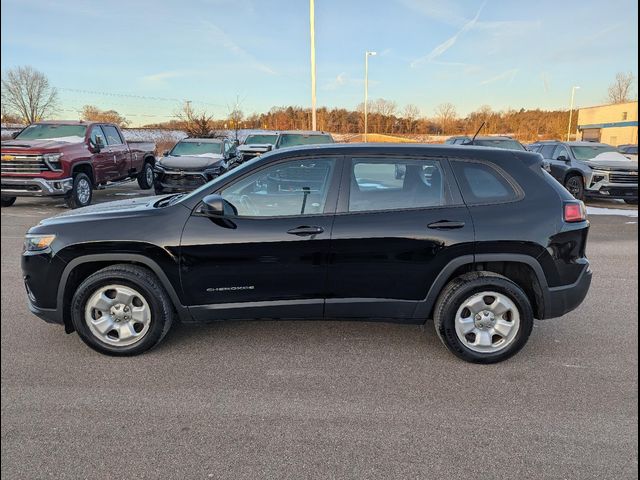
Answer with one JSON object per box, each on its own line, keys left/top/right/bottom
{"left": 1, "top": 185, "right": 638, "bottom": 480}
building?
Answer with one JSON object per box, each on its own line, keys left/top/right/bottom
{"left": 576, "top": 101, "right": 638, "bottom": 146}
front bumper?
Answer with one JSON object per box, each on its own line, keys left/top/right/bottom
{"left": 28, "top": 298, "right": 63, "bottom": 325}
{"left": 542, "top": 264, "right": 592, "bottom": 319}
{"left": 1, "top": 177, "right": 73, "bottom": 197}
{"left": 586, "top": 171, "right": 638, "bottom": 200}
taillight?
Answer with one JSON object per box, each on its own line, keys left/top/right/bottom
{"left": 564, "top": 202, "right": 587, "bottom": 223}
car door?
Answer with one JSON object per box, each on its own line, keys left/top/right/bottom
{"left": 549, "top": 144, "right": 572, "bottom": 182}
{"left": 102, "top": 125, "right": 129, "bottom": 179}
{"left": 179, "top": 155, "right": 342, "bottom": 321}
{"left": 325, "top": 155, "right": 474, "bottom": 320}
{"left": 539, "top": 144, "right": 561, "bottom": 181}
{"left": 88, "top": 125, "right": 113, "bottom": 183}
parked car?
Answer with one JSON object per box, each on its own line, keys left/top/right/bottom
{"left": 1, "top": 121, "right": 155, "bottom": 208}
{"left": 618, "top": 144, "right": 638, "bottom": 161}
{"left": 153, "top": 138, "right": 237, "bottom": 194}
{"left": 22, "top": 144, "right": 591, "bottom": 363}
{"left": 445, "top": 135, "right": 527, "bottom": 151}
{"left": 274, "top": 131, "right": 334, "bottom": 149}
{"left": 536, "top": 141, "right": 638, "bottom": 204}
{"left": 237, "top": 133, "right": 279, "bottom": 162}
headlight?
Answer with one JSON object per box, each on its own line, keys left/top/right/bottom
{"left": 24, "top": 234, "right": 56, "bottom": 252}
{"left": 43, "top": 153, "right": 63, "bottom": 171}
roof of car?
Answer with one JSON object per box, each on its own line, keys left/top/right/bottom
{"left": 180, "top": 137, "right": 224, "bottom": 143}
{"left": 564, "top": 141, "right": 612, "bottom": 147}
{"left": 472, "top": 136, "right": 516, "bottom": 141}
{"left": 35, "top": 120, "right": 98, "bottom": 126}
{"left": 277, "top": 130, "right": 331, "bottom": 135}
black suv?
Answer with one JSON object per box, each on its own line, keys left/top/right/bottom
{"left": 22, "top": 144, "right": 592, "bottom": 363}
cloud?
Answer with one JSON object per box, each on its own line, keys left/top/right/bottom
{"left": 479, "top": 68, "right": 519, "bottom": 85}
{"left": 398, "top": 0, "right": 466, "bottom": 26}
{"left": 141, "top": 70, "right": 193, "bottom": 84}
{"left": 410, "top": 2, "right": 485, "bottom": 67}
{"left": 201, "top": 21, "right": 276, "bottom": 75}
{"left": 323, "top": 72, "right": 349, "bottom": 91}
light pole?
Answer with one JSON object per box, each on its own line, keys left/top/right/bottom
{"left": 310, "top": 0, "right": 317, "bottom": 131}
{"left": 567, "top": 85, "right": 580, "bottom": 141}
{"left": 364, "top": 51, "right": 377, "bottom": 142}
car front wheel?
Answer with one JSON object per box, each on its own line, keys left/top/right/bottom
{"left": 565, "top": 174, "right": 585, "bottom": 200}
{"left": 433, "top": 272, "right": 534, "bottom": 364}
{"left": 64, "top": 173, "right": 93, "bottom": 209}
{"left": 1, "top": 196, "right": 16, "bottom": 207}
{"left": 137, "top": 162, "right": 154, "bottom": 190}
{"left": 70, "top": 264, "right": 174, "bottom": 355}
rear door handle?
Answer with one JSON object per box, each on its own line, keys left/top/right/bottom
{"left": 428, "top": 221, "right": 466, "bottom": 230}
{"left": 287, "top": 226, "right": 324, "bottom": 236}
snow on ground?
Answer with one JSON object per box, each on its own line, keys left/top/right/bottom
{"left": 587, "top": 206, "right": 638, "bottom": 217}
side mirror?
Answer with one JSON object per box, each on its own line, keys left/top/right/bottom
{"left": 201, "top": 194, "right": 237, "bottom": 217}
{"left": 557, "top": 155, "right": 570, "bottom": 162}
{"left": 163, "top": 150, "right": 170, "bottom": 156}
{"left": 88, "top": 136, "right": 104, "bottom": 153}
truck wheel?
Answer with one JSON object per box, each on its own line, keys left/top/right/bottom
{"left": 137, "top": 162, "right": 154, "bottom": 190}
{"left": 1, "top": 196, "right": 16, "bottom": 207}
{"left": 65, "top": 173, "right": 93, "bottom": 209}
{"left": 565, "top": 175, "right": 585, "bottom": 200}
{"left": 433, "top": 272, "right": 534, "bottom": 364}
{"left": 70, "top": 264, "right": 174, "bottom": 356}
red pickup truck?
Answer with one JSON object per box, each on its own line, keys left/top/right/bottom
{"left": 1, "top": 121, "right": 156, "bottom": 208}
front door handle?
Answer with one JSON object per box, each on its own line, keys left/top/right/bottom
{"left": 428, "top": 221, "right": 466, "bottom": 230}
{"left": 287, "top": 226, "right": 324, "bottom": 236}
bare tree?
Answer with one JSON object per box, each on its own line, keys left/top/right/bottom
{"left": 608, "top": 72, "right": 636, "bottom": 104}
{"left": 227, "top": 95, "right": 245, "bottom": 142}
{"left": 434, "top": 103, "right": 458, "bottom": 134}
{"left": 80, "top": 105, "right": 129, "bottom": 127}
{"left": 1, "top": 66, "right": 58, "bottom": 123}
{"left": 403, "top": 104, "right": 420, "bottom": 134}
{"left": 174, "top": 101, "right": 216, "bottom": 137}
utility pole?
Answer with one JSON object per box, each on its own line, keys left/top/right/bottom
{"left": 310, "top": 0, "right": 317, "bottom": 131}
{"left": 567, "top": 86, "right": 580, "bottom": 141}
{"left": 364, "top": 51, "right": 377, "bottom": 142}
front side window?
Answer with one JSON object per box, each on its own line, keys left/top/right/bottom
{"left": 349, "top": 157, "right": 447, "bottom": 212}
{"left": 102, "top": 125, "right": 123, "bottom": 145}
{"left": 451, "top": 161, "right": 520, "bottom": 205}
{"left": 220, "top": 158, "right": 336, "bottom": 217}
{"left": 539, "top": 145, "right": 556, "bottom": 159}
{"left": 553, "top": 145, "right": 570, "bottom": 159}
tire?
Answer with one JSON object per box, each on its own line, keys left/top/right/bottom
{"left": 70, "top": 264, "right": 174, "bottom": 356}
{"left": 137, "top": 161, "right": 154, "bottom": 190}
{"left": 1, "top": 196, "right": 16, "bottom": 207}
{"left": 565, "top": 174, "right": 585, "bottom": 200}
{"left": 64, "top": 173, "right": 93, "bottom": 209}
{"left": 433, "top": 272, "right": 534, "bottom": 364}
{"left": 154, "top": 183, "right": 165, "bottom": 195}
{"left": 624, "top": 199, "right": 638, "bottom": 205}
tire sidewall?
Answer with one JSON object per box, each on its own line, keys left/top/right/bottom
{"left": 565, "top": 175, "right": 585, "bottom": 200}
{"left": 437, "top": 278, "right": 534, "bottom": 364}
{"left": 68, "top": 173, "right": 93, "bottom": 208}
{"left": 71, "top": 273, "right": 169, "bottom": 356}
{"left": 1, "top": 196, "right": 16, "bottom": 207}
{"left": 138, "top": 162, "right": 154, "bottom": 190}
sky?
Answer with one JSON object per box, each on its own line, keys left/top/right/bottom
{"left": 1, "top": 0, "right": 638, "bottom": 126}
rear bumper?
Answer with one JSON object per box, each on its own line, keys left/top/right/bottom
{"left": 542, "top": 264, "right": 592, "bottom": 319}
{"left": 1, "top": 177, "right": 73, "bottom": 197}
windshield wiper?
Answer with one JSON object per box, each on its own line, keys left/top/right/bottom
{"left": 155, "top": 193, "right": 185, "bottom": 208}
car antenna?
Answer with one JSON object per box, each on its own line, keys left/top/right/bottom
{"left": 470, "top": 121, "right": 485, "bottom": 143}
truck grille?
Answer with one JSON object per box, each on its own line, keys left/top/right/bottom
{"left": 1, "top": 155, "right": 50, "bottom": 174}
{"left": 610, "top": 173, "right": 639, "bottom": 184}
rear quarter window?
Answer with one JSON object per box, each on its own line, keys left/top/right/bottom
{"left": 451, "top": 160, "right": 522, "bottom": 205}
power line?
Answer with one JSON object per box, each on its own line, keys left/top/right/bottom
{"left": 58, "top": 87, "right": 224, "bottom": 107}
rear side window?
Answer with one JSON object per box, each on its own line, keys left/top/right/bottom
{"left": 349, "top": 157, "right": 449, "bottom": 212}
{"left": 451, "top": 161, "right": 521, "bottom": 205}
{"left": 102, "top": 125, "right": 123, "bottom": 145}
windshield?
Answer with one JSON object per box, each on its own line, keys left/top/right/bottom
{"left": 473, "top": 139, "right": 526, "bottom": 151}
{"left": 571, "top": 145, "right": 618, "bottom": 160}
{"left": 15, "top": 124, "right": 87, "bottom": 142}
{"left": 244, "top": 134, "right": 277, "bottom": 145}
{"left": 277, "top": 134, "right": 334, "bottom": 148}
{"left": 170, "top": 141, "right": 222, "bottom": 156}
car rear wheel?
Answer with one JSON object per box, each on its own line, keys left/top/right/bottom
{"left": 65, "top": 173, "right": 93, "bottom": 209}
{"left": 565, "top": 174, "right": 585, "bottom": 200}
{"left": 137, "top": 161, "right": 154, "bottom": 190}
{"left": 433, "top": 272, "right": 534, "bottom": 364}
{"left": 70, "top": 264, "right": 174, "bottom": 356}
{"left": 1, "top": 196, "right": 16, "bottom": 207}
